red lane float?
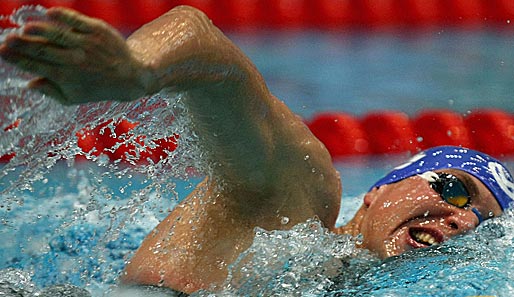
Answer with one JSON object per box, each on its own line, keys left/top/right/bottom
{"left": 445, "top": 0, "right": 484, "bottom": 26}
{"left": 311, "top": 0, "right": 355, "bottom": 28}
{"left": 76, "top": 119, "right": 178, "bottom": 164}
{"left": 3, "top": 0, "right": 514, "bottom": 30}
{"left": 0, "top": 152, "right": 15, "bottom": 163}
{"left": 265, "top": 0, "right": 310, "bottom": 28}
{"left": 361, "top": 111, "right": 416, "bottom": 155}
{"left": 3, "top": 109, "right": 514, "bottom": 164}
{"left": 402, "top": 0, "right": 442, "bottom": 26}
{"left": 412, "top": 109, "right": 471, "bottom": 150}
{"left": 72, "top": 1, "right": 125, "bottom": 29}
{"left": 359, "top": 0, "right": 400, "bottom": 27}
{"left": 306, "top": 109, "right": 514, "bottom": 160}
{"left": 0, "top": 119, "right": 20, "bottom": 162}
{"left": 222, "top": 0, "right": 263, "bottom": 29}
{"left": 126, "top": 0, "right": 173, "bottom": 30}
{"left": 307, "top": 112, "right": 369, "bottom": 157}
{"left": 487, "top": 0, "right": 514, "bottom": 24}
{"left": 465, "top": 109, "right": 514, "bottom": 157}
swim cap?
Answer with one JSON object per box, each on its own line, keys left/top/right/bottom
{"left": 370, "top": 146, "right": 514, "bottom": 210}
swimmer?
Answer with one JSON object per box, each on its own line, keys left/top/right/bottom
{"left": 1, "top": 5, "right": 513, "bottom": 294}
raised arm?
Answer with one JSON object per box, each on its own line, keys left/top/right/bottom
{"left": 123, "top": 6, "right": 341, "bottom": 228}
{"left": 0, "top": 6, "right": 342, "bottom": 292}
{"left": 125, "top": 6, "right": 284, "bottom": 190}
{"left": 0, "top": 5, "right": 339, "bottom": 203}
{"left": 123, "top": 8, "right": 341, "bottom": 291}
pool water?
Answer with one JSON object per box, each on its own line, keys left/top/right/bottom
{"left": 2, "top": 5, "right": 514, "bottom": 297}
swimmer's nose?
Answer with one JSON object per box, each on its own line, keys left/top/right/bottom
{"left": 445, "top": 210, "right": 480, "bottom": 233}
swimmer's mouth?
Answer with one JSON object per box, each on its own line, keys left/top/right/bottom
{"left": 409, "top": 228, "right": 442, "bottom": 247}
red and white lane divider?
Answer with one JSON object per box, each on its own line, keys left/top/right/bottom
{"left": 2, "top": 0, "right": 514, "bottom": 31}
{"left": 2, "top": 109, "right": 513, "bottom": 164}
{"left": 306, "top": 108, "right": 514, "bottom": 159}
{"left": 1, "top": 118, "right": 178, "bottom": 164}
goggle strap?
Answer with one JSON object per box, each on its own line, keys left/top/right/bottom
{"left": 471, "top": 207, "right": 484, "bottom": 224}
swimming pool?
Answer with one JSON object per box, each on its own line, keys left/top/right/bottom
{"left": 2, "top": 5, "right": 514, "bottom": 297}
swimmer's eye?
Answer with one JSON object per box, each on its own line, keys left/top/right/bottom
{"left": 430, "top": 173, "right": 471, "bottom": 208}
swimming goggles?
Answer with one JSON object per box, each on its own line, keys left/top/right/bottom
{"left": 429, "top": 172, "right": 484, "bottom": 223}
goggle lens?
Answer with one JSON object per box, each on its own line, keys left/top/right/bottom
{"left": 430, "top": 173, "right": 470, "bottom": 208}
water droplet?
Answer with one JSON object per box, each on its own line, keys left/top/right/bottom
{"left": 355, "top": 234, "right": 364, "bottom": 245}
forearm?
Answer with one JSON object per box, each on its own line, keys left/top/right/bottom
{"left": 127, "top": 6, "right": 277, "bottom": 187}
{"left": 127, "top": 6, "right": 255, "bottom": 95}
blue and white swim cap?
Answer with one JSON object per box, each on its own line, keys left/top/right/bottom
{"left": 371, "top": 146, "right": 514, "bottom": 210}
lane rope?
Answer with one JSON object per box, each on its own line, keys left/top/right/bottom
{"left": 1, "top": 0, "right": 514, "bottom": 31}
{"left": 2, "top": 109, "right": 513, "bottom": 164}
{"left": 306, "top": 109, "right": 514, "bottom": 159}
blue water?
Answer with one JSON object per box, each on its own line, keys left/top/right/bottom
{"left": 233, "top": 28, "right": 514, "bottom": 118}
{"left": 2, "top": 5, "right": 514, "bottom": 297}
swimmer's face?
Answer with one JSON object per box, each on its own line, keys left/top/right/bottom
{"left": 357, "top": 169, "right": 502, "bottom": 258}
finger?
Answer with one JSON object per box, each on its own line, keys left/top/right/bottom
{"left": 46, "top": 7, "right": 100, "bottom": 34}
{"left": 24, "top": 22, "right": 84, "bottom": 48}
{"left": 0, "top": 48, "right": 61, "bottom": 78}
{"left": 4, "top": 35, "right": 72, "bottom": 65}
{"left": 5, "top": 34, "right": 86, "bottom": 65}
{"left": 28, "top": 77, "right": 70, "bottom": 105}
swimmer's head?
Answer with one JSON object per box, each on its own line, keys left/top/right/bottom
{"left": 371, "top": 145, "right": 514, "bottom": 211}
{"left": 340, "top": 145, "right": 514, "bottom": 258}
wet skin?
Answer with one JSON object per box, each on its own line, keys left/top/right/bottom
{"left": 0, "top": 5, "right": 505, "bottom": 293}
{"left": 0, "top": 6, "right": 341, "bottom": 292}
{"left": 339, "top": 169, "right": 503, "bottom": 258}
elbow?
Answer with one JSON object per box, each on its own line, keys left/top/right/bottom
{"left": 164, "top": 5, "right": 212, "bottom": 21}
{"left": 135, "top": 5, "right": 247, "bottom": 89}
{"left": 128, "top": 4, "right": 255, "bottom": 95}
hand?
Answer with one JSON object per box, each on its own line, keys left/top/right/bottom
{"left": 0, "top": 7, "right": 151, "bottom": 105}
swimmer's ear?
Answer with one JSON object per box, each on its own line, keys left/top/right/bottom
{"left": 28, "top": 77, "right": 69, "bottom": 105}
{"left": 363, "top": 188, "right": 378, "bottom": 207}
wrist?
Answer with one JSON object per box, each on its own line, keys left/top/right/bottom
{"left": 138, "top": 62, "right": 160, "bottom": 97}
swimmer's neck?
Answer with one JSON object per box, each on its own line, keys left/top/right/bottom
{"left": 333, "top": 205, "right": 366, "bottom": 237}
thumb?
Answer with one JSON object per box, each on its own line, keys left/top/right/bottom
{"left": 28, "top": 77, "right": 70, "bottom": 105}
